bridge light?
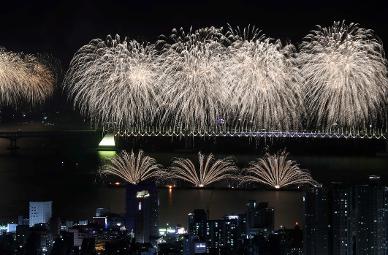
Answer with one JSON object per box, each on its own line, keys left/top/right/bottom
{"left": 98, "top": 133, "right": 115, "bottom": 149}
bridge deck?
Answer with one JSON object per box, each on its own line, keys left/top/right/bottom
{"left": 0, "top": 129, "right": 386, "bottom": 139}
{"left": 115, "top": 130, "right": 387, "bottom": 139}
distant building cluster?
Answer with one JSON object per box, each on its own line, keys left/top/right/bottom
{"left": 1, "top": 176, "right": 388, "bottom": 254}
{"left": 0, "top": 200, "right": 141, "bottom": 255}
{"left": 179, "top": 202, "right": 302, "bottom": 255}
{"left": 0, "top": 184, "right": 302, "bottom": 255}
{"left": 0, "top": 183, "right": 160, "bottom": 255}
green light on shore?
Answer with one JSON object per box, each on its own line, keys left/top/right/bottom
{"left": 98, "top": 150, "right": 116, "bottom": 160}
{"left": 99, "top": 133, "right": 116, "bottom": 147}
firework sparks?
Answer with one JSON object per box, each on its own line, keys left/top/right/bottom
{"left": 241, "top": 151, "right": 318, "bottom": 189}
{"left": 100, "top": 150, "right": 163, "bottom": 185}
{"left": 298, "top": 21, "right": 388, "bottom": 129}
{"left": 63, "top": 23, "right": 388, "bottom": 134}
{"left": 223, "top": 25, "right": 303, "bottom": 130}
{"left": 0, "top": 48, "right": 55, "bottom": 106}
{"left": 157, "top": 27, "right": 229, "bottom": 132}
{"left": 64, "top": 35, "right": 160, "bottom": 129}
{"left": 170, "top": 152, "right": 237, "bottom": 187}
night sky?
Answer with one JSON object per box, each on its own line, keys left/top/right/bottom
{"left": 1, "top": 0, "right": 387, "bottom": 69}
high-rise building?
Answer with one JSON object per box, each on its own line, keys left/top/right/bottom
{"left": 187, "top": 210, "right": 245, "bottom": 254}
{"left": 205, "top": 219, "right": 224, "bottom": 252}
{"left": 329, "top": 183, "right": 353, "bottom": 255}
{"left": 188, "top": 209, "right": 208, "bottom": 240}
{"left": 353, "top": 175, "right": 388, "bottom": 255}
{"left": 205, "top": 216, "right": 244, "bottom": 253}
{"left": 126, "top": 182, "right": 159, "bottom": 244}
{"left": 304, "top": 183, "right": 353, "bottom": 255}
{"left": 304, "top": 179, "right": 388, "bottom": 255}
{"left": 223, "top": 214, "right": 245, "bottom": 251}
{"left": 29, "top": 201, "right": 53, "bottom": 227}
{"left": 303, "top": 187, "right": 329, "bottom": 255}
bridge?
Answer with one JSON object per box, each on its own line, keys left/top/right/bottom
{"left": 0, "top": 130, "right": 100, "bottom": 150}
{"left": 0, "top": 128, "right": 386, "bottom": 151}
{"left": 115, "top": 130, "right": 387, "bottom": 139}
{"left": 101, "top": 120, "right": 388, "bottom": 139}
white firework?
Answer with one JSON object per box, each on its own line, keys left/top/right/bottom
{"left": 223, "top": 26, "right": 303, "bottom": 130}
{"left": 241, "top": 151, "right": 318, "bottom": 189}
{"left": 64, "top": 35, "right": 160, "bottom": 129}
{"left": 298, "top": 21, "right": 388, "bottom": 129}
{"left": 157, "top": 27, "right": 229, "bottom": 132}
{"left": 0, "top": 48, "right": 55, "bottom": 106}
{"left": 170, "top": 152, "right": 237, "bottom": 187}
{"left": 100, "top": 150, "right": 163, "bottom": 185}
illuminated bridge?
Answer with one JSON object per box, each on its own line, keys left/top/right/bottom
{"left": 114, "top": 129, "right": 387, "bottom": 139}
{"left": 0, "top": 128, "right": 386, "bottom": 151}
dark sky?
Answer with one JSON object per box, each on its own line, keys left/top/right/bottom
{"left": 0, "top": 0, "right": 387, "bottom": 67}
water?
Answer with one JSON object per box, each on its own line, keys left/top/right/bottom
{"left": 0, "top": 145, "right": 303, "bottom": 229}
{"left": 0, "top": 123, "right": 387, "bottom": 229}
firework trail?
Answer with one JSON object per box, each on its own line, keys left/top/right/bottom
{"left": 0, "top": 48, "right": 55, "bottom": 106}
{"left": 241, "top": 151, "right": 318, "bottom": 189}
{"left": 170, "top": 152, "right": 237, "bottom": 187}
{"left": 100, "top": 150, "right": 163, "bottom": 185}
{"left": 223, "top": 25, "right": 303, "bottom": 131}
{"left": 298, "top": 21, "right": 388, "bottom": 130}
{"left": 64, "top": 35, "right": 160, "bottom": 129}
{"left": 157, "top": 27, "right": 229, "bottom": 132}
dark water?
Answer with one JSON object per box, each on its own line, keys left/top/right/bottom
{"left": 0, "top": 123, "right": 388, "bottom": 229}
{"left": 0, "top": 144, "right": 303, "bottom": 229}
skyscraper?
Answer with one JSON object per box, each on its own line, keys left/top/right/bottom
{"left": 223, "top": 214, "right": 245, "bottom": 251}
{"left": 188, "top": 209, "right": 208, "bottom": 240}
{"left": 29, "top": 201, "right": 53, "bottom": 227}
{"left": 186, "top": 209, "right": 208, "bottom": 255}
{"left": 126, "top": 182, "right": 159, "bottom": 244}
{"left": 304, "top": 179, "right": 388, "bottom": 255}
{"left": 204, "top": 215, "right": 244, "bottom": 254}
{"left": 304, "top": 183, "right": 353, "bottom": 255}
{"left": 330, "top": 183, "right": 353, "bottom": 255}
{"left": 186, "top": 210, "right": 246, "bottom": 254}
{"left": 353, "top": 176, "right": 388, "bottom": 255}
{"left": 303, "top": 187, "right": 329, "bottom": 255}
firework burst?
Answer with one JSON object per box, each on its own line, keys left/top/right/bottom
{"left": 64, "top": 35, "right": 160, "bottom": 129}
{"left": 100, "top": 150, "right": 163, "bottom": 185}
{"left": 241, "top": 151, "right": 318, "bottom": 189}
{"left": 63, "top": 23, "right": 388, "bottom": 134}
{"left": 157, "top": 27, "right": 229, "bottom": 132}
{"left": 223, "top": 26, "right": 303, "bottom": 130}
{"left": 170, "top": 152, "right": 237, "bottom": 187}
{"left": 0, "top": 48, "right": 55, "bottom": 106}
{"left": 298, "top": 21, "right": 388, "bottom": 129}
